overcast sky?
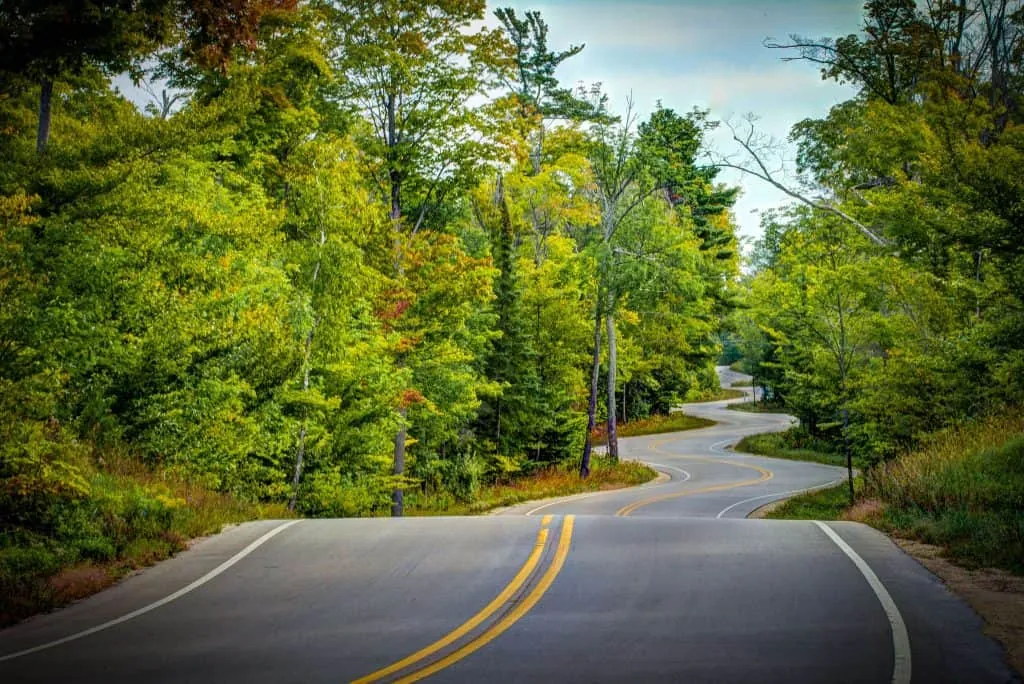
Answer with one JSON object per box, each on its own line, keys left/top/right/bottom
{"left": 497, "top": 0, "right": 865, "bottom": 243}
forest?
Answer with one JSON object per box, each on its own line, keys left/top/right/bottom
{"left": 1, "top": 0, "right": 1022, "bottom": 622}
{"left": 0, "top": 0, "right": 742, "bottom": 618}
{"left": 724, "top": 0, "right": 1024, "bottom": 571}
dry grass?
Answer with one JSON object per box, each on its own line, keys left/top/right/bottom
{"left": 844, "top": 498, "right": 885, "bottom": 523}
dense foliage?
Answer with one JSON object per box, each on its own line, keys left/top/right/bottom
{"left": 0, "top": 0, "right": 738, "bottom": 554}
{"left": 733, "top": 0, "right": 1024, "bottom": 463}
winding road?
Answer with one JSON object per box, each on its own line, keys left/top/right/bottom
{"left": 0, "top": 367, "right": 1017, "bottom": 682}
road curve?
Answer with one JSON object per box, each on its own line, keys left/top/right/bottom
{"left": 0, "top": 369, "right": 1018, "bottom": 683}
{"left": 496, "top": 366, "right": 844, "bottom": 519}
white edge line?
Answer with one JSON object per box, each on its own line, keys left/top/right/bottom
{"left": 709, "top": 438, "right": 735, "bottom": 453}
{"left": 813, "top": 521, "right": 911, "bottom": 684}
{"left": 524, "top": 463, "right": 691, "bottom": 516}
{"left": 715, "top": 478, "right": 844, "bottom": 519}
{"left": 0, "top": 520, "right": 301, "bottom": 663}
{"left": 524, "top": 491, "right": 601, "bottom": 516}
{"left": 646, "top": 463, "right": 692, "bottom": 479}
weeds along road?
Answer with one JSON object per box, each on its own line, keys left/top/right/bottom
{"left": 0, "top": 368, "right": 1016, "bottom": 683}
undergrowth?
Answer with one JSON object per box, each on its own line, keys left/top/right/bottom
{"left": 591, "top": 412, "right": 714, "bottom": 441}
{"left": 405, "top": 457, "right": 656, "bottom": 515}
{"left": 0, "top": 451, "right": 290, "bottom": 627}
{"left": 734, "top": 428, "right": 859, "bottom": 468}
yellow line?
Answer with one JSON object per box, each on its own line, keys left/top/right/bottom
{"left": 395, "top": 516, "right": 576, "bottom": 684}
{"left": 616, "top": 466, "right": 772, "bottom": 516}
{"left": 351, "top": 522, "right": 551, "bottom": 684}
{"left": 613, "top": 436, "right": 775, "bottom": 516}
{"left": 540, "top": 514, "right": 552, "bottom": 527}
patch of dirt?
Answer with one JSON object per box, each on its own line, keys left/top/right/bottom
{"left": 896, "top": 538, "right": 1024, "bottom": 677}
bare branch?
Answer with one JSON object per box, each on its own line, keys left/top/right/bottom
{"left": 710, "top": 118, "right": 888, "bottom": 247}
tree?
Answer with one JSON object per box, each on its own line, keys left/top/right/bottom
{"left": 494, "top": 7, "right": 605, "bottom": 174}
{"left": 0, "top": 0, "right": 173, "bottom": 152}
{"left": 329, "top": 0, "right": 506, "bottom": 515}
{"left": 579, "top": 101, "right": 725, "bottom": 474}
{"left": 0, "top": 0, "right": 297, "bottom": 153}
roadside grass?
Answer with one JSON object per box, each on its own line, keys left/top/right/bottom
{"left": 759, "top": 480, "right": 859, "bottom": 520}
{"left": 727, "top": 401, "right": 790, "bottom": 414}
{"left": 0, "top": 452, "right": 290, "bottom": 627}
{"left": 865, "top": 411, "right": 1024, "bottom": 573}
{"left": 690, "top": 388, "right": 745, "bottom": 402}
{"left": 405, "top": 457, "right": 657, "bottom": 516}
{"left": 591, "top": 412, "right": 714, "bottom": 441}
{"left": 755, "top": 410, "right": 1024, "bottom": 575}
{"left": 734, "top": 428, "right": 859, "bottom": 468}
{"left": 730, "top": 379, "right": 753, "bottom": 387}
{"left": 728, "top": 360, "right": 748, "bottom": 373}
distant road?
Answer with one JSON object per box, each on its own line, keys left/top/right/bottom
{"left": 497, "top": 365, "right": 841, "bottom": 519}
{"left": 0, "top": 367, "right": 1016, "bottom": 683}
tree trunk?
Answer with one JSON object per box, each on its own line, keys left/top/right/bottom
{"left": 392, "top": 406, "right": 408, "bottom": 517}
{"left": 605, "top": 299, "right": 619, "bottom": 461}
{"left": 289, "top": 325, "right": 316, "bottom": 510}
{"left": 622, "top": 380, "right": 627, "bottom": 424}
{"left": 36, "top": 77, "right": 53, "bottom": 154}
{"left": 288, "top": 425, "right": 307, "bottom": 511}
{"left": 288, "top": 218, "right": 324, "bottom": 511}
{"left": 580, "top": 291, "right": 602, "bottom": 478}
{"left": 386, "top": 89, "right": 409, "bottom": 517}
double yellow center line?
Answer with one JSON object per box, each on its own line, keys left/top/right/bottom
{"left": 353, "top": 515, "right": 575, "bottom": 683}
{"left": 615, "top": 438, "right": 774, "bottom": 516}
{"left": 615, "top": 467, "right": 772, "bottom": 515}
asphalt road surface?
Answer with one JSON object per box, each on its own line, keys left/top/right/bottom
{"left": 1, "top": 368, "right": 1017, "bottom": 683}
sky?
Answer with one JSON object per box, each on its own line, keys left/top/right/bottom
{"left": 115, "top": 0, "right": 866, "bottom": 244}
{"left": 496, "top": 0, "right": 866, "bottom": 243}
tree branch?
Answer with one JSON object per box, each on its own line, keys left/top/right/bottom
{"left": 711, "top": 119, "right": 888, "bottom": 247}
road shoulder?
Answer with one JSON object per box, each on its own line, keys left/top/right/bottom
{"left": 895, "top": 537, "right": 1024, "bottom": 678}
{"left": 0, "top": 520, "right": 290, "bottom": 654}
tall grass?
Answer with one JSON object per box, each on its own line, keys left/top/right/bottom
{"left": 866, "top": 411, "right": 1024, "bottom": 572}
